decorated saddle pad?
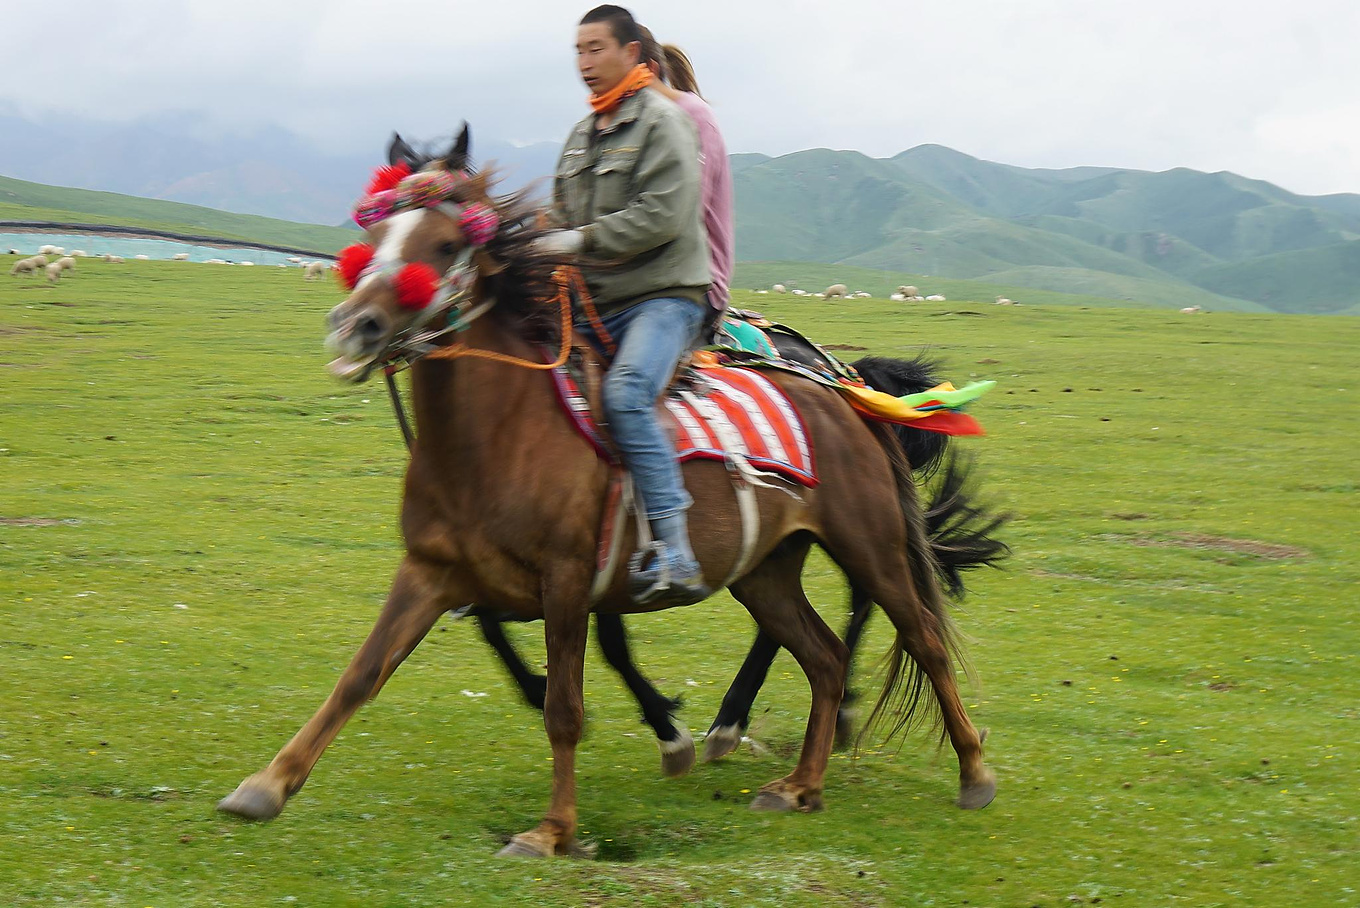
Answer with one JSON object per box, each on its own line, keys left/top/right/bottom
{"left": 551, "top": 363, "right": 818, "bottom": 488}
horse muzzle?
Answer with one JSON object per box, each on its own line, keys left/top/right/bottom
{"left": 325, "top": 301, "right": 392, "bottom": 382}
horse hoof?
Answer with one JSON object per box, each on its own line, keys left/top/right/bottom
{"left": 659, "top": 728, "right": 696, "bottom": 778}
{"left": 749, "top": 787, "right": 822, "bottom": 812}
{"left": 497, "top": 835, "right": 554, "bottom": 858}
{"left": 702, "top": 724, "right": 742, "bottom": 762}
{"left": 565, "top": 839, "right": 598, "bottom": 860}
{"left": 957, "top": 769, "right": 997, "bottom": 810}
{"left": 749, "top": 790, "right": 795, "bottom": 812}
{"left": 217, "top": 776, "right": 286, "bottom": 821}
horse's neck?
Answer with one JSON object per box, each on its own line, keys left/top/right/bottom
{"left": 406, "top": 317, "right": 555, "bottom": 470}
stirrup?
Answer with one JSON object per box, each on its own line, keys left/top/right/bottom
{"left": 627, "top": 542, "right": 709, "bottom": 606}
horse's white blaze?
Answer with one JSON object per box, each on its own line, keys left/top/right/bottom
{"left": 359, "top": 208, "right": 426, "bottom": 291}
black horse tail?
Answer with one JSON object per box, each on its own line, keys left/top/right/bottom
{"left": 924, "top": 455, "right": 1011, "bottom": 599}
{"left": 851, "top": 354, "right": 950, "bottom": 478}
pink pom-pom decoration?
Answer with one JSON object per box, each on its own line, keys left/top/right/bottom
{"left": 458, "top": 203, "right": 500, "bottom": 247}
{"left": 354, "top": 190, "right": 399, "bottom": 229}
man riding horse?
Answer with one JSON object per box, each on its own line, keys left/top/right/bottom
{"left": 534, "top": 4, "right": 712, "bottom": 607}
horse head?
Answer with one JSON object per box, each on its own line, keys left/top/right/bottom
{"left": 325, "top": 124, "right": 516, "bottom": 383}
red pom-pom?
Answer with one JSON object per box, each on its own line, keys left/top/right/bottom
{"left": 366, "top": 162, "right": 411, "bottom": 196}
{"left": 392, "top": 262, "right": 440, "bottom": 310}
{"left": 335, "top": 243, "right": 375, "bottom": 290}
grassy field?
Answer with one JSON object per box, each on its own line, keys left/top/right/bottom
{"left": 2, "top": 256, "right": 1357, "bottom": 906}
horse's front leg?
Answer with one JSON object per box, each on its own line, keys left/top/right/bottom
{"left": 498, "top": 566, "right": 592, "bottom": 858}
{"left": 219, "top": 556, "right": 466, "bottom": 820}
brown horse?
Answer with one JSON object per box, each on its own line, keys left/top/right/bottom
{"left": 218, "top": 130, "right": 996, "bottom": 857}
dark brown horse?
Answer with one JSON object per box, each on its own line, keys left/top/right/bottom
{"left": 218, "top": 130, "right": 997, "bottom": 857}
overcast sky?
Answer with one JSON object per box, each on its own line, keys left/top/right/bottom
{"left": 4, "top": 0, "right": 1358, "bottom": 196}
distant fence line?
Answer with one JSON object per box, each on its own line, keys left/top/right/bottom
{"left": 0, "top": 221, "right": 338, "bottom": 260}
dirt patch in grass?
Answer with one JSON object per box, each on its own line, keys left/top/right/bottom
{"left": 1133, "top": 532, "right": 1309, "bottom": 560}
{"left": 0, "top": 517, "right": 78, "bottom": 527}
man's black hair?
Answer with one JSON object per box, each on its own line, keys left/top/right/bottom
{"left": 579, "top": 5, "right": 642, "bottom": 47}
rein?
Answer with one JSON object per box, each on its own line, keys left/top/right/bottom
{"left": 380, "top": 265, "right": 588, "bottom": 451}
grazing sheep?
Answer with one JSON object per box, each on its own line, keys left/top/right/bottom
{"left": 172, "top": 252, "right": 191, "bottom": 261}
{"left": 772, "top": 283, "right": 787, "bottom": 294}
{"left": 897, "top": 285, "right": 919, "bottom": 298}
{"left": 926, "top": 294, "right": 946, "bottom": 301}
{"left": 824, "top": 283, "right": 849, "bottom": 299}
{"left": 45, "top": 262, "right": 63, "bottom": 283}
{"left": 103, "top": 255, "right": 125, "bottom": 264}
{"left": 889, "top": 293, "right": 905, "bottom": 301}
{"left": 57, "top": 256, "right": 76, "bottom": 272}
{"left": 239, "top": 261, "right": 255, "bottom": 267}
{"left": 205, "top": 258, "right": 227, "bottom": 265}
{"left": 995, "top": 297, "right": 1014, "bottom": 306}
{"left": 31, "top": 254, "right": 49, "bottom": 267}
{"left": 852, "top": 291, "right": 872, "bottom": 298}
{"left": 134, "top": 254, "right": 151, "bottom": 261}
{"left": 1179, "top": 306, "right": 1203, "bottom": 314}
{"left": 39, "top": 245, "right": 62, "bottom": 256}
{"left": 10, "top": 257, "right": 41, "bottom": 276}
{"left": 755, "top": 289, "right": 769, "bottom": 294}
{"left": 304, "top": 261, "right": 327, "bottom": 280}
{"left": 287, "top": 256, "right": 303, "bottom": 264}
{"left": 791, "top": 289, "right": 808, "bottom": 296}
{"left": 71, "top": 250, "right": 88, "bottom": 257}
{"left": 7, "top": 248, "right": 21, "bottom": 255}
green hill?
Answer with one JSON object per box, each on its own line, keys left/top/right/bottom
{"left": 0, "top": 174, "right": 354, "bottom": 252}
{"left": 1191, "top": 240, "right": 1360, "bottom": 314}
{"left": 735, "top": 146, "right": 1360, "bottom": 314}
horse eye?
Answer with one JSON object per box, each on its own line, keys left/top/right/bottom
{"left": 437, "top": 241, "right": 460, "bottom": 257}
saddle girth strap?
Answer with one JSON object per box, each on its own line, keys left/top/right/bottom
{"left": 677, "top": 389, "right": 761, "bottom": 587}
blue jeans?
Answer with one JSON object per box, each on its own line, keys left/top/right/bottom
{"left": 595, "top": 298, "right": 705, "bottom": 520}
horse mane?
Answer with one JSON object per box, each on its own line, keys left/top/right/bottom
{"left": 404, "top": 146, "right": 563, "bottom": 344}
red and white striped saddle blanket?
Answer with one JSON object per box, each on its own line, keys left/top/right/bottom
{"left": 551, "top": 364, "right": 818, "bottom": 488}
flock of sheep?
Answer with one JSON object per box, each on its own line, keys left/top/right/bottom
{"left": 7, "top": 244, "right": 333, "bottom": 285}
{"left": 7, "top": 246, "right": 1208, "bottom": 314}
{"left": 757, "top": 282, "right": 950, "bottom": 302}
{"left": 7, "top": 246, "right": 89, "bottom": 284}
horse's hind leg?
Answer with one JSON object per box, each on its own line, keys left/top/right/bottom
{"left": 703, "top": 629, "right": 779, "bottom": 762}
{"left": 218, "top": 557, "right": 464, "bottom": 820}
{"left": 729, "top": 537, "right": 848, "bottom": 812}
{"left": 705, "top": 584, "right": 872, "bottom": 760}
{"left": 835, "top": 586, "right": 873, "bottom": 750}
{"left": 594, "top": 613, "right": 694, "bottom": 777}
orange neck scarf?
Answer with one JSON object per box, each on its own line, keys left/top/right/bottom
{"left": 589, "top": 64, "right": 654, "bottom": 115}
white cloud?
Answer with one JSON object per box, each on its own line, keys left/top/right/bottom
{"left": 2, "top": 0, "right": 1358, "bottom": 194}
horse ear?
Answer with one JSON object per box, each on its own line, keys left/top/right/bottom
{"left": 445, "top": 122, "right": 471, "bottom": 172}
{"left": 387, "top": 132, "right": 420, "bottom": 169}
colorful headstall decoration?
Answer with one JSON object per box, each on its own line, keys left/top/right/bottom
{"left": 352, "top": 166, "right": 500, "bottom": 246}
{"left": 335, "top": 163, "right": 502, "bottom": 310}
